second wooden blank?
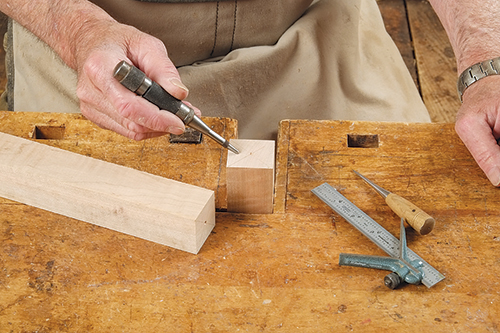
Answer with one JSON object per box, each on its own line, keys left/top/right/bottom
{"left": 226, "top": 139, "right": 275, "bottom": 214}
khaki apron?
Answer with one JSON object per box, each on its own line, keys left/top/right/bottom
{"left": 8, "top": 0, "right": 430, "bottom": 139}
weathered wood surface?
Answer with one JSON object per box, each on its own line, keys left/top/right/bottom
{"left": 377, "top": 0, "right": 460, "bottom": 123}
{"left": 1, "top": 116, "right": 499, "bottom": 331}
{"left": 274, "top": 120, "right": 499, "bottom": 330}
{"left": 0, "top": 111, "right": 238, "bottom": 210}
{"left": 377, "top": 0, "right": 419, "bottom": 89}
{"left": 0, "top": 13, "right": 7, "bottom": 99}
{"left": 406, "top": 0, "right": 461, "bottom": 122}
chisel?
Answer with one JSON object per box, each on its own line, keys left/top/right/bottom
{"left": 353, "top": 170, "right": 435, "bottom": 235}
{"left": 113, "top": 61, "right": 239, "bottom": 154}
{"left": 312, "top": 183, "right": 444, "bottom": 288}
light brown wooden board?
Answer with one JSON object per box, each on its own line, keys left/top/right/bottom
{"left": 0, "top": 111, "right": 238, "bottom": 209}
{"left": 2, "top": 120, "right": 500, "bottom": 331}
{"left": 274, "top": 120, "right": 500, "bottom": 329}
{"left": 276, "top": 120, "right": 490, "bottom": 217}
{"left": 2, "top": 210, "right": 498, "bottom": 331}
{"left": 0, "top": 131, "right": 215, "bottom": 254}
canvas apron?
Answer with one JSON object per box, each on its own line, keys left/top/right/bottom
{"left": 7, "top": 0, "right": 430, "bottom": 139}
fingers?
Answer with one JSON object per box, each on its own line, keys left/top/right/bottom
{"left": 109, "top": 83, "right": 186, "bottom": 134}
{"left": 79, "top": 85, "right": 177, "bottom": 141}
{"left": 455, "top": 110, "right": 500, "bottom": 186}
{"left": 80, "top": 77, "right": 187, "bottom": 138}
{"left": 81, "top": 103, "right": 166, "bottom": 141}
{"left": 184, "top": 101, "right": 202, "bottom": 117}
{"left": 127, "top": 36, "right": 190, "bottom": 101}
{"left": 77, "top": 49, "right": 187, "bottom": 137}
{"left": 74, "top": 23, "right": 200, "bottom": 140}
{"left": 455, "top": 78, "right": 500, "bottom": 186}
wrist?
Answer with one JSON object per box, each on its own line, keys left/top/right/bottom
{"left": 458, "top": 71, "right": 500, "bottom": 104}
{"left": 457, "top": 56, "right": 500, "bottom": 102}
{"left": 52, "top": 4, "right": 117, "bottom": 70}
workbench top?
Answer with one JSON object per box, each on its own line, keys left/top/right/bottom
{"left": 1, "top": 113, "right": 499, "bottom": 332}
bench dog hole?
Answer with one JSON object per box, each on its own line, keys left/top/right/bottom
{"left": 347, "top": 134, "right": 379, "bottom": 148}
{"left": 32, "top": 125, "right": 66, "bottom": 140}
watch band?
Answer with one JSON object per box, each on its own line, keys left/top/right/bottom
{"left": 457, "top": 56, "right": 500, "bottom": 102}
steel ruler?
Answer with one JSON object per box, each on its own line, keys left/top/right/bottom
{"left": 312, "top": 183, "right": 445, "bottom": 288}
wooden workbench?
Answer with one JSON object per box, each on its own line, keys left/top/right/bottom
{"left": 1, "top": 113, "right": 499, "bottom": 332}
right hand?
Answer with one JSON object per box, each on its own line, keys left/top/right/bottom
{"left": 71, "top": 20, "right": 201, "bottom": 140}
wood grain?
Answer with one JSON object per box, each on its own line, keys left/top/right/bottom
{"left": 377, "top": 0, "right": 419, "bottom": 89}
{"left": 406, "top": 0, "right": 461, "bottom": 122}
{"left": 226, "top": 139, "right": 275, "bottom": 214}
{"left": 0, "top": 131, "right": 215, "bottom": 254}
{"left": 385, "top": 192, "right": 435, "bottom": 235}
{"left": 0, "top": 111, "right": 238, "bottom": 210}
{"left": 2, "top": 119, "right": 500, "bottom": 331}
{"left": 273, "top": 119, "right": 499, "bottom": 330}
{"left": 0, "top": 12, "right": 7, "bottom": 99}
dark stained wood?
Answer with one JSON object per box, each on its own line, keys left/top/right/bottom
{"left": 406, "top": 0, "right": 461, "bottom": 122}
{"left": 0, "top": 12, "right": 7, "bottom": 100}
{"left": 377, "top": 0, "right": 419, "bottom": 89}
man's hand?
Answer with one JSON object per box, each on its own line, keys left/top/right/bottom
{"left": 73, "top": 20, "right": 200, "bottom": 140}
{"left": 429, "top": 0, "right": 500, "bottom": 186}
{"left": 455, "top": 77, "right": 500, "bottom": 186}
{"left": 0, "top": 0, "right": 199, "bottom": 141}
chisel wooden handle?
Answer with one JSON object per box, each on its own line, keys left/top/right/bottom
{"left": 385, "top": 193, "right": 435, "bottom": 235}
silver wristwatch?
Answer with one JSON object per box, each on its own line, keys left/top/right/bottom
{"left": 457, "top": 56, "right": 500, "bottom": 102}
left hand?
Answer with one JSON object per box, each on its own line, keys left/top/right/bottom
{"left": 454, "top": 76, "right": 500, "bottom": 186}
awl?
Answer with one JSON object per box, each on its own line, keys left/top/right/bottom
{"left": 113, "top": 61, "right": 239, "bottom": 154}
{"left": 353, "top": 170, "right": 435, "bottom": 235}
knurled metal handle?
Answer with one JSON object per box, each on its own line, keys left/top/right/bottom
{"left": 457, "top": 56, "right": 500, "bottom": 102}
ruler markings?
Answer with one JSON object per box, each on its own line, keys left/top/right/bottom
{"left": 312, "top": 183, "right": 445, "bottom": 288}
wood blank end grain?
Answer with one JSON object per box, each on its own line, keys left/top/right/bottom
{"left": 226, "top": 139, "right": 275, "bottom": 214}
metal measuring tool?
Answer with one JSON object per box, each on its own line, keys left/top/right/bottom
{"left": 353, "top": 170, "right": 435, "bottom": 235}
{"left": 113, "top": 61, "right": 239, "bottom": 154}
{"left": 311, "top": 183, "right": 445, "bottom": 288}
{"left": 339, "top": 218, "right": 424, "bottom": 289}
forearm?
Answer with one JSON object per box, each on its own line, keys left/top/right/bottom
{"left": 0, "top": 0, "right": 193, "bottom": 141}
{"left": 0, "top": 0, "right": 115, "bottom": 70}
{"left": 429, "top": 0, "right": 500, "bottom": 73}
{"left": 429, "top": 0, "right": 500, "bottom": 187}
